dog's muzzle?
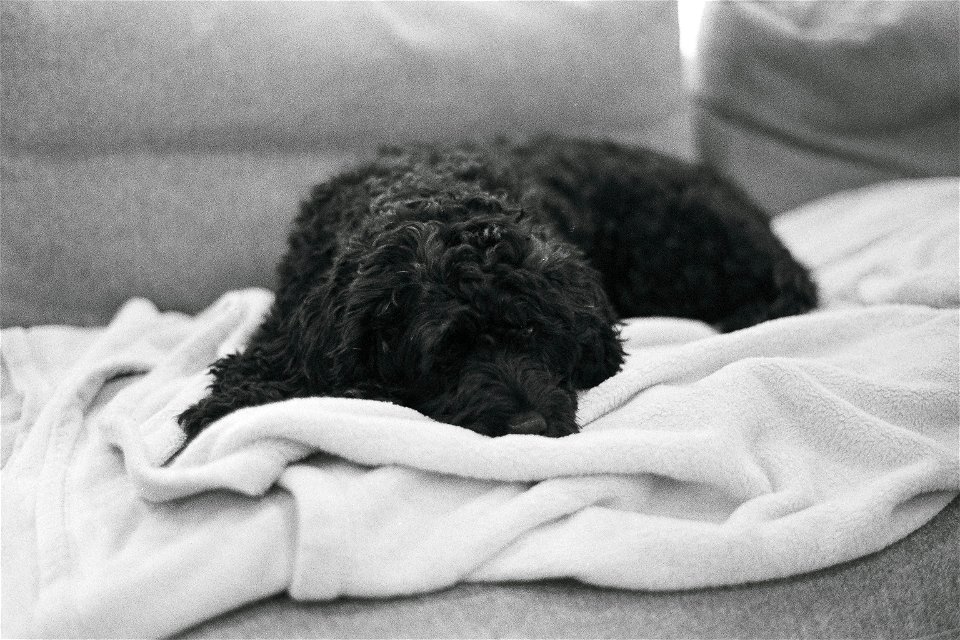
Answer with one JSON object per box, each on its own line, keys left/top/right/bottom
{"left": 427, "top": 353, "right": 579, "bottom": 437}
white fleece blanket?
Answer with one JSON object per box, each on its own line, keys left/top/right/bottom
{"left": 2, "top": 178, "right": 958, "bottom": 638}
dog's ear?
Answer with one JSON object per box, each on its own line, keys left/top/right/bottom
{"left": 538, "top": 252, "right": 625, "bottom": 390}
{"left": 290, "top": 278, "right": 368, "bottom": 391}
{"left": 290, "top": 228, "right": 397, "bottom": 390}
{"left": 563, "top": 272, "right": 625, "bottom": 389}
{"left": 291, "top": 223, "right": 430, "bottom": 390}
{"left": 570, "top": 313, "right": 625, "bottom": 389}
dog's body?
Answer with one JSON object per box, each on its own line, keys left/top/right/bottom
{"left": 179, "top": 137, "right": 817, "bottom": 440}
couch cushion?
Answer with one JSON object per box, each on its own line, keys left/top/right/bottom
{"left": 693, "top": 0, "right": 960, "bottom": 214}
{"left": 1, "top": 151, "right": 356, "bottom": 326}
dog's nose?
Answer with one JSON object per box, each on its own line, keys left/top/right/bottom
{"left": 507, "top": 411, "right": 547, "bottom": 435}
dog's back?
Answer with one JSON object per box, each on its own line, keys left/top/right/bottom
{"left": 285, "top": 136, "right": 817, "bottom": 332}
{"left": 502, "top": 137, "right": 818, "bottom": 330}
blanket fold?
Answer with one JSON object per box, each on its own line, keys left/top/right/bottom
{"left": 2, "top": 178, "right": 958, "bottom": 639}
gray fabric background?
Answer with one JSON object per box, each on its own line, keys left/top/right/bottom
{"left": 694, "top": 0, "right": 960, "bottom": 214}
{"left": 1, "top": 151, "right": 356, "bottom": 326}
{"left": 1, "top": 1, "right": 690, "bottom": 328}
{"left": 2, "top": 1, "right": 690, "bottom": 153}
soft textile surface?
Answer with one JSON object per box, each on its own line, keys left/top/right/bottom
{"left": 2, "top": 2, "right": 688, "bottom": 152}
{"left": 1, "top": 1, "right": 690, "bottom": 328}
{"left": 1, "top": 151, "right": 358, "bottom": 327}
{"left": 773, "top": 178, "right": 960, "bottom": 309}
{"left": 2, "top": 179, "right": 958, "bottom": 638}
{"left": 694, "top": 0, "right": 960, "bottom": 214}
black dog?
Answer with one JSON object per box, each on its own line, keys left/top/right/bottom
{"left": 178, "top": 137, "right": 816, "bottom": 440}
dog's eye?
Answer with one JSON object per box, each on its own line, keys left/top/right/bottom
{"left": 513, "top": 324, "right": 535, "bottom": 339}
{"left": 503, "top": 325, "right": 535, "bottom": 342}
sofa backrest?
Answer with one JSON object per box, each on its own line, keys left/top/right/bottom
{"left": 1, "top": 1, "right": 690, "bottom": 327}
{"left": 3, "top": 1, "right": 691, "bottom": 155}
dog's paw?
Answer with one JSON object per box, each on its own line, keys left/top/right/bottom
{"left": 176, "top": 398, "right": 231, "bottom": 442}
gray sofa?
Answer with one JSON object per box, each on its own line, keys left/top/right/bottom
{"left": 3, "top": 2, "right": 957, "bottom": 637}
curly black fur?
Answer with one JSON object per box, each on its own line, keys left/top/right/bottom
{"left": 178, "top": 137, "right": 817, "bottom": 440}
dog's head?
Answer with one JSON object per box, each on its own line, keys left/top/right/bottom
{"left": 295, "top": 194, "right": 624, "bottom": 437}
